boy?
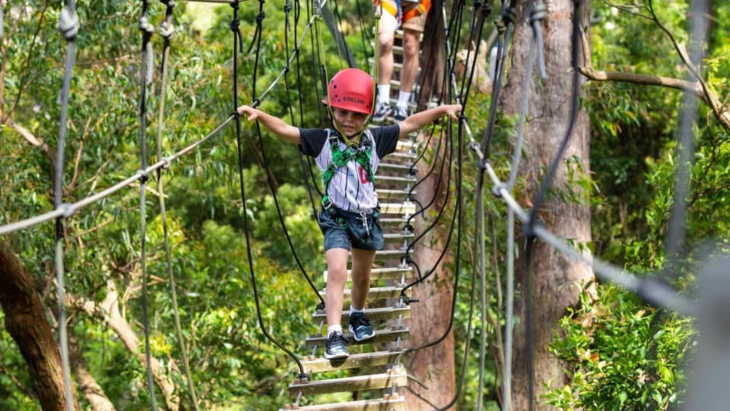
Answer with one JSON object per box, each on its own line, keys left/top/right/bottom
{"left": 238, "top": 68, "right": 460, "bottom": 359}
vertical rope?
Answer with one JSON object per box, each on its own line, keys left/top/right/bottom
{"left": 55, "top": 2, "right": 79, "bottom": 410}
{"left": 137, "top": 1, "right": 157, "bottom": 409}
{"left": 155, "top": 2, "right": 201, "bottom": 409}
{"left": 231, "top": 0, "right": 307, "bottom": 377}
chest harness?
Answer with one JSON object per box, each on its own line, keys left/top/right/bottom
{"left": 321, "top": 129, "right": 380, "bottom": 241}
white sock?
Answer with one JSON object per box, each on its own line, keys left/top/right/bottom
{"left": 397, "top": 91, "right": 411, "bottom": 109}
{"left": 378, "top": 84, "right": 391, "bottom": 105}
{"left": 327, "top": 325, "right": 343, "bottom": 336}
{"left": 350, "top": 305, "right": 364, "bottom": 315}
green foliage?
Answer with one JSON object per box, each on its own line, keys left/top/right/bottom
{"left": 546, "top": 286, "right": 693, "bottom": 410}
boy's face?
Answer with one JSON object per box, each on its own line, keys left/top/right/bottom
{"left": 332, "top": 107, "right": 368, "bottom": 137}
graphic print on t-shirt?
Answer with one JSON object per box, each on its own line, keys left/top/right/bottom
{"left": 358, "top": 165, "right": 371, "bottom": 184}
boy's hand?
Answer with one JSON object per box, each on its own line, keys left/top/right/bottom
{"left": 444, "top": 104, "right": 462, "bottom": 121}
{"left": 237, "top": 105, "right": 260, "bottom": 122}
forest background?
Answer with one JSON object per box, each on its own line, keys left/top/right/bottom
{"left": 1, "top": 0, "right": 729, "bottom": 410}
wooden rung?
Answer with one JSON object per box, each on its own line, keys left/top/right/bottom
{"left": 289, "top": 371, "right": 408, "bottom": 396}
{"left": 319, "top": 286, "right": 410, "bottom": 301}
{"left": 379, "top": 217, "right": 410, "bottom": 225}
{"left": 305, "top": 328, "right": 410, "bottom": 349}
{"left": 302, "top": 351, "right": 404, "bottom": 373}
{"left": 312, "top": 306, "right": 410, "bottom": 325}
{"left": 280, "top": 396, "right": 406, "bottom": 411}
{"left": 395, "top": 140, "right": 416, "bottom": 150}
{"left": 375, "top": 189, "right": 415, "bottom": 199}
{"left": 371, "top": 249, "right": 407, "bottom": 259}
{"left": 379, "top": 203, "right": 416, "bottom": 215}
{"left": 377, "top": 175, "right": 416, "bottom": 184}
{"left": 323, "top": 266, "right": 413, "bottom": 282}
{"left": 385, "top": 151, "right": 418, "bottom": 160}
{"left": 379, "top": 163, "right": 418, "bottom": 173}
{"left": 383, "top": 232, "right": 415, "bottom": 240}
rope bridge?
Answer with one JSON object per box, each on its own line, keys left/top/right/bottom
{"left": 1, "top": 0, "right": 718, "bottom": 410}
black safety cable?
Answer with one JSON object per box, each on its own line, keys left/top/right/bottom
{"left": 498, "top": 4, "right": 547, "bottom": 410}
{"left": 355, "top": 0, "right": 374, "bottom": 61}
{"left": 399, "top": 68, "right": 460, "bottom": 289}
{"left": 331, "top": 0, "right": 353, "bottom": 69}
{"left": 246, "top": 0, "right": 265, "bottom": 55}
{"left": 521, "top": 2, "right": 584, "bottom": 409}
{"left": 229, "top": 1, "right": 308, "bottom": 379}
{"left": 457, "top": 0, "right": 485, "bottom": 97}
{"left": 154, "top": 2, "right": 201, "bottom": 409}
{"left": 398, "top": 0, "right": 467, "bottom": 242}
{"left": 54, "top": 2, "right": 79, "bottom": 410}
{"left": 432, "top": 127, "right": 480, "bottom": 411}
{"left": 479, "top": 0, "right": 517, "bottom": 158}
{"left": 284, "top": 0, "right": 318, "bottom": 220}
{"left": 403, "top": 122, "right": 454, "bottom": 257}
{"left": 394, "top": 112, "right": 466, "bottom": 366}
{"left": 460, "top": 1, "right": 493, "bottom": 108}
{"left": 525, "top": 0, "right": 584, "bottom": 235}
{"left": 293, "top": 0, "right": 325, "bottom": 201}
{"left": 244, "top": 3, "right": 325, "bottom": 308}
{"left": 403, "top": 121, "right": 446, "bottom": 219}
{"left": 137, "top": 1, "right": 158, "bottom": 409}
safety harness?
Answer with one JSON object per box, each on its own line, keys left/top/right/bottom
{"left": 321, "top": 129, "right": 380, "bottom": 243}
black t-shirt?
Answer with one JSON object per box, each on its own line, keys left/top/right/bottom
{"left": 299, "top": 125, "right": 400, "bottom": 160}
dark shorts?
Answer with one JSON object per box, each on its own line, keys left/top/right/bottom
{"left": 318, "top": 207, "right": 384, "bottom": 251}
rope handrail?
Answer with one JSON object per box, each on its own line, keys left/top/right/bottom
{"left": 0, "top": 116, "right": 234, "bottom": 236}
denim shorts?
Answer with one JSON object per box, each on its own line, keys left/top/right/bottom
{"left": 318, "top": 207, "right": 384, "bottom": 251}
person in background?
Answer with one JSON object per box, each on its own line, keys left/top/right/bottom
{"left": 372, "top": 0, "right": 431, "bottom": 123}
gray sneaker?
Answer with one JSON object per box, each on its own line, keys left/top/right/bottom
{"left": 324, "top": 331, "right": 349, "bottom": 359}
{"left": 373, "top": 102, "right": 392, "bottom": 123}
{"left": 348, "top": 312, "right": 375, "bottom": 342}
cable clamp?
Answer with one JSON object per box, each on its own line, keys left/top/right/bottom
{"left": 399, "top": 294, "right": 420, "bottom": 306}
{"left": 230, "top": 18, "right": 240, "bottom": 32}
{"left": 501, "top": 6, "right": 517, "bottom": 26}
{"left": 531, "top": 3, "right": 547, "bottom": 22}
{"left": 161, "top": 157, "right": 171, "bottom": 170}
{"left": 160, "top": 20, "right": 175, "bottom": 39}
{"left": 139, "top": 16, "right": 154, "bottom": 34}
{"left": 58, "top": 203, "right": 76, "bottom": 219}
{"left": 284, "top": 3, "right": 292, "bottom": 13}
{"left": 256, "top": 11, "right": 266, "bottom": 23}
{"left": 136, "top": 169, "right": 150, "bottom": 184}
{"left": 480, "top": 1, "right": 492, "bottom": 17}
{"left": 492, "top": 183, "right": 507, "bottom": 198}
{"left": 315, "top": 302, "right": 325, "bottom": 312}
{"left": 251, "top": 99, "right": 261, "bottom": 108}
{"left": 57, "top": 8, "right": 79, "bottom": 40}
{"left": 522, "top": 217, "right": 542, "bottom": 238}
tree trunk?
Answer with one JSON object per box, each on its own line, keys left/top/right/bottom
{"left": 500, "top": 0, "right": 593, "bottom": 410}
{"left": 404, "top": 132, "right": 457, "bottom": 410}
{"left": 0, "top": 241, "right": 80, "bottom": 411}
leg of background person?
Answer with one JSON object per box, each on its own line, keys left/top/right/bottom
{"left": 377, "top": 11, "right": 397, "bottom": 91}
{"left": 350, "top": 248, "right": 376, "bottom": 310}
{"left": 325, "top": 248, "right": 350, "bottom": 328}
{"left": 400, "top": 28, "right": 421, "bottom": 93}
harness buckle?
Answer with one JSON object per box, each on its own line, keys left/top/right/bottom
{"left": 358, "top": 211, "right": 370, "bottom": 237}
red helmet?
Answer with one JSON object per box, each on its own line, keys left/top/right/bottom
{"left": 322, "top": 68, "right": 374, "bottom": 115}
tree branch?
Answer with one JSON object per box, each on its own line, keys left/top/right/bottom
{"left": 71, "top": 280, "right": 181, "bottom": 411}
{"left": 577, "top": 66, "right": 730, "bottom": 134}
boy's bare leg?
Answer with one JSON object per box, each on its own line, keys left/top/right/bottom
{"left": 350, "top": 248, "right": 376, "bottom": 310}
{"left": 325, "top": 248, "right": 350, "bottom": 328}
{"left": 400, "top": 28, "right": 421, "bottom": 93}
